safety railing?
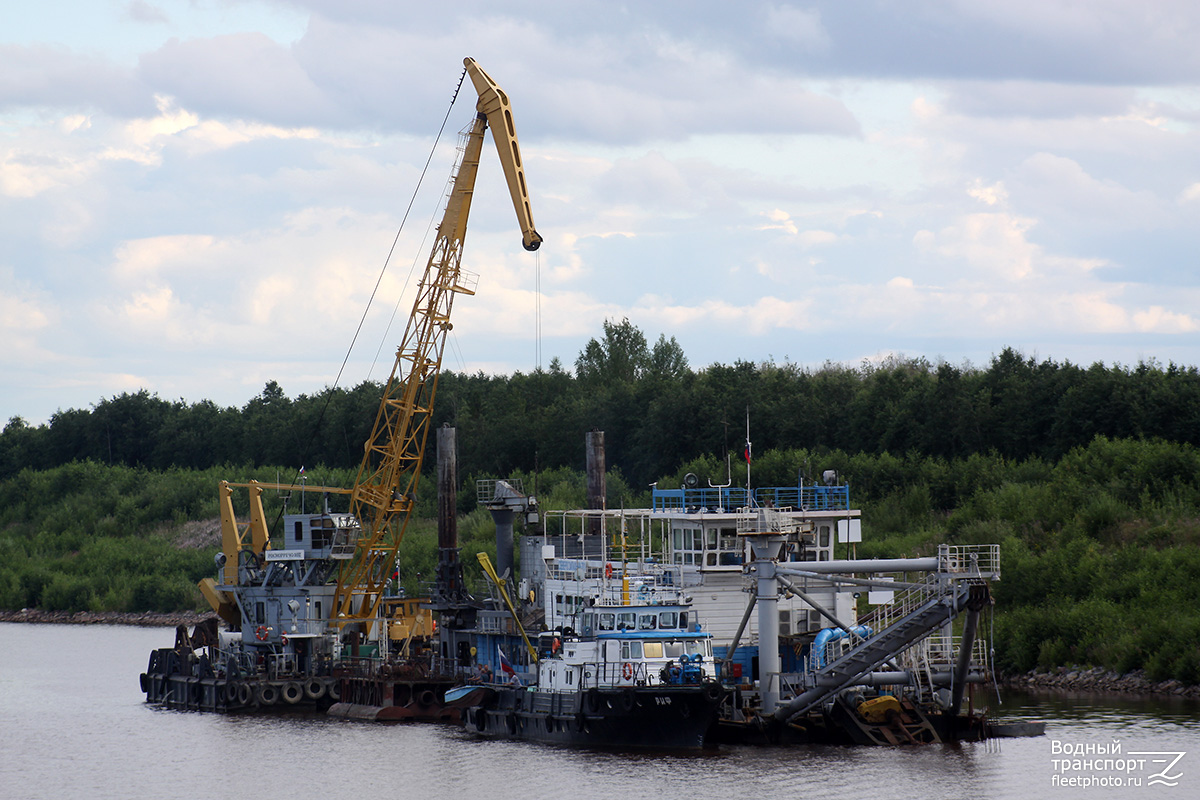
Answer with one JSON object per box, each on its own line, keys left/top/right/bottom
{"left": 939, "top": 544, "right": 1001, "bottom": 579}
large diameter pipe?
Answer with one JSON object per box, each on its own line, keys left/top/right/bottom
{"left": 776, "top": 567, "right": 925, "bottom": 591}
{"left": 782, "top": 557, "right": 939, "bottom": 574}
{"left": 756, "top": 561, "right": 781, "bottom": 714}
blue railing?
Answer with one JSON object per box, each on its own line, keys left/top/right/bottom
{"left": 651, "top": 486, "right": 749, "bottom": 511}
{"left": 651, "top": 483, "right": 850, "bottom": 512}
{"left": 754, "top": 484, "right": 850, "bottom": 511}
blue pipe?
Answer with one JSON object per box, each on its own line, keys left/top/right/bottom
{"left": 810, "top": 625, "right": 872, "bottom": 669}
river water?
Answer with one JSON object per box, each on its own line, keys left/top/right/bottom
{"left": 1, "top": 623, "right": 1195, "bottom": 800}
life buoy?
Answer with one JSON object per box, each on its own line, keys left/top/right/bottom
{"left": 622, "top": 662, "right": 634, "bottom": 680}
{"left": 255, "top": 626, "right": 269, "bottom": 641}
{"left": 604, "top": 562, "right": 613, "bottom": 579}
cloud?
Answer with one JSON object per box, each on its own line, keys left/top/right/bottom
{"left": 127, "top": 1, "right": 169, "bottom": 24}
{"left": 0, "top": 44, "right": 153, "bottom": 116}
{"left": 942, "top": 81, "right": 1139, "bottom": 119}
{"left": 764, "top": 5, "right": 832, "bottom": 52}
{"left": 137, "top": 34, "right": 340, "bottom": 126}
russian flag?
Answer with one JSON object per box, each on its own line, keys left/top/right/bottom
{"left": 498, "top": 646, "right": 515, "bottom": 675}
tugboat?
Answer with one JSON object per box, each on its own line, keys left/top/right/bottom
{"left": 459, "top": 563, "right": 724, "bottom": 749}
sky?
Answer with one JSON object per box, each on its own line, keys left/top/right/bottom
{"left": 4, "top": 1, "right": 1200, "bottom": 426}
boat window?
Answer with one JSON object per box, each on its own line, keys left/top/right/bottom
{"left": 705, "top": 528, "right": 717, "bottom": 548}
{"left": 621, "top": 641, "right": 643, "bottom": 659}
{"left": 294, "top": 521, "right": 303, "bottom": 542}
{"left": 664, "top": 641, "right": 683, "bottom": 658}
{"left": 819, "top": 525, "right": 831, "bottom": 548}
{"left": 679, "top": 611, "right": 688, "bottom": 629}
{"left": 599, "top": 613, "right": 615, "bottom": 631}
{"left": 673, "top": 526, "right": 703, "bottom": 565}
{"left": 658, "top": 611, "right": 677, "bottom": 629}
{"left": 638, "top": 614, "right": 657, "bottom": 630}
{"left": 617, "top": 612, "right": 636, "bottom": 631}
{"left": 685, "top": 640, "right": 704, "bottom": 656}
{"left": 643, "top": 642, "right": 663, "bottom": 659}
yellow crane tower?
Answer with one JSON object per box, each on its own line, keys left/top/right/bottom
{"left": 332, "top": 57, "right": 542, "bottom": 624}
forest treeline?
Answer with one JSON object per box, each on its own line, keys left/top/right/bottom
{"left": 4, "top": 320, "right": 1200, "bottom": 488}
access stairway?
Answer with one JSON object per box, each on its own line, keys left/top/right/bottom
{"left": 774, "top": 581, "right": 991, "bottom": 723}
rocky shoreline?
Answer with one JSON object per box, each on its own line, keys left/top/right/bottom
{"left": 0, "top": 608, "right": 216, "bottom": 628}
{"left": 1001, "top": 666, "right": 1200, "bottom": 699}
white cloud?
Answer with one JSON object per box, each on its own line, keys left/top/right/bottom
{"left": 967, "top": 179, "right": 1007, "bottom": 206}
{"left": 765, "top": 5, "right": 831, "bottom": 52}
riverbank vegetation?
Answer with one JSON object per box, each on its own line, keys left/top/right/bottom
{"left": 2, "top": 323, "right": 1198, "bottom": 681}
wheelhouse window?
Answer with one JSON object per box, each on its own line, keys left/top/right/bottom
{"left": 658, "top": 611, "right": 678, "bottom": 629}
{"left": 638, "top": 613, "right": 657, "bottom": 630}
{"left": 672, "top": 527, "right": 702, "bottom": 564}
{"left": 617, "top": 612, "right": 636, "bottom": 631}
{"left": 675, "top": 524, "right": 743, "bottom": 567}
{"left": 598, "top": 613, "right": 615, "bottom": 631}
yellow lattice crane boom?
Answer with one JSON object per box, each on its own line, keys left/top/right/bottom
{"left": 333, "top": 58, "right": 541, "bottom": 622}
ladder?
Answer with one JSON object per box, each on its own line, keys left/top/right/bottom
{"left": 776, "top": 582, "right": 990, "bottom": 722}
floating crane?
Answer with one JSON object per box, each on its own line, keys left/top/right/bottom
{"left": 333, "top": 57, "right": 542, "bottom": 624}
{"left": 195, "top": 57, "right": 540, "bottom": 639}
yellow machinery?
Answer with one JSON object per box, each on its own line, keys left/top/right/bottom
{"left": 333, "top": 58, "right": 541, "bottom": 624}
{"left": 199, "top": 59, "right": 540, "bottom": 635}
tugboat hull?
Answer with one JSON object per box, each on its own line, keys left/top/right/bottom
{"left": 464, "top": 684, "right": 722, "bottom": 750}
